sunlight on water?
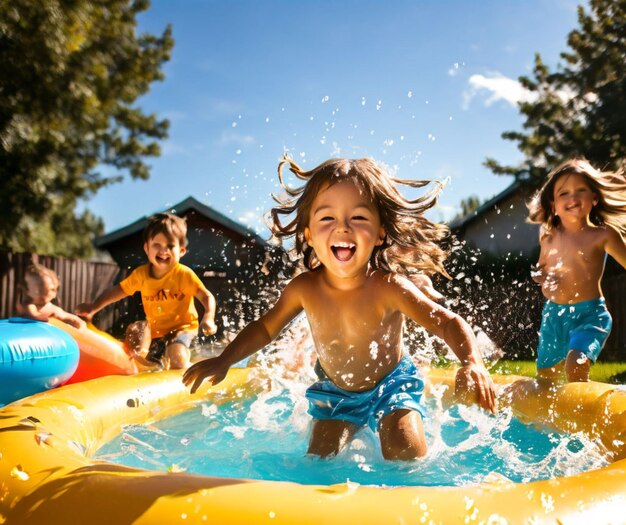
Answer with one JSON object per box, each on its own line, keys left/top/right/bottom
{"left": 96, "top": 239, "right": 606, "bottom": 488}
{"left": 96, "top": 358, "right": 608, "bottom": 487}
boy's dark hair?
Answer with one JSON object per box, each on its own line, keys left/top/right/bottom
{"left": 143, "top": 212, "right": 189, "bottom": 247}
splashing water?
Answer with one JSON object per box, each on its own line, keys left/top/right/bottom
{"left": 125, "top": 234, "right": 607, "bottom": 488}
{"left": 96, "top": 359, "right": 608, "bottom": 487}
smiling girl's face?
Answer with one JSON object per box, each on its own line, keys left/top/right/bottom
{"left": 304, "top": 179, "right": 385, "bottom": 282}
{"left": 552, "top": 172, "right": 598, "bottom": 225}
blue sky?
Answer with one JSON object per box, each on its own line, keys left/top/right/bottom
{"left": 88, "top": 0, "right": 584, "bottom": 237}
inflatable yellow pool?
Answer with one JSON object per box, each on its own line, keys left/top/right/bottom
{"left": 1, "top": 368, "right": 626, "bottom": 524}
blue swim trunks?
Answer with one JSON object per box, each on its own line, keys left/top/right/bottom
{"left": 537, "top": 298, "right": 612, "bottom": 369}
{"left": 305, "top": 356, "right": 425, "bottom": 431}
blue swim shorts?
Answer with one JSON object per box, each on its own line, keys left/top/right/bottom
{"left": 537, "top": 298, "right": 612, "bottom": 369}
{"left": 305, "top": 356, "right": 425, "bottom": 431}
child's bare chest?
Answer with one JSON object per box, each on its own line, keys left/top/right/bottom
{"left": 302, "top": 288, "right": 403, "bottom": 390}
{"left": 305, "top": 294, "right": 383, "bottom": 334}
{"left": 544, "top": 232, "right": 603, "bottom": 272}
{"left": 302, "top": 286, "right": 399, "bottom": 347}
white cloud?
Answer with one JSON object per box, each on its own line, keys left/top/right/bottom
{"left": 237, "top": 210, "right": 258, "bottom": 224}
{"left": 422, "top": 203, "right": 458, "bottom": 224}
{"left": 211, "top": 99, "right": 244, "bottom": 114}
{"left": 218, "top": 131, "right": 256, "bottom": 147}
{"left": 463, "top": 73, "right": 538, "bottom": 110}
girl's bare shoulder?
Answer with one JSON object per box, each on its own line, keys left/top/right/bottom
{"left": 286, "top": 270, "right": 320, "bottom": 291}
{"left": 368, "top": 270, "right": 416, "bottom": 295}
{"left": 585, "top": 224, "right": 613, "bottom": 244}
{"left": 598, "top": 223, "right": 619, "bottom": 236}
{"left": 600, "top": 223, "right": 625, "bottom": 246}
{"left": 538, "top": 224, "right": 558, "bottom": 247}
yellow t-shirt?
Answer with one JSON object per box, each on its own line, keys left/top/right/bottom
{"left": 120, "top": 263, "right": 204, "bottom": 338}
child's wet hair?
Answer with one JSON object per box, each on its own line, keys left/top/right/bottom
{"left": 528, "top": 158, "right": 626, "bottom": 237}
{"left": 269, "top": 155, "right": 450, "bottom": 278}
{"left": 143, "top": 212, "right": 188, "bottom": 247}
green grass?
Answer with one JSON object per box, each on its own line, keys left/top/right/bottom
{"left": 489, "top": 360, "right": 626, "bottom": 384}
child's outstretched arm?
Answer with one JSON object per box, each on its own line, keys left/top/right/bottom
{"left": 393, "top": 277, "right": 496, "bottom": 413}
{"left": 195, "top": 287, "right": 218, "bottom": 336}
{"left": 410, "top": 273, "right": 445, "bottom": 304}
{"left": 605, "top": 225, "right": 626, "bottom": 269}
{"left": 48, "top": 305, "right": 86, "bottom": 329}
{"left": 75, "top": 285, "right": 129, "bottom": 319}
{"left": 183, "top": 278, "right": 304, "bottom": 394}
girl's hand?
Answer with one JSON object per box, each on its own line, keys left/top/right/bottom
{"left": 455, "top": 363, "right": 497, "bottom": 414}
{"left": 182, "top": 356, "right": 230, "bottom": 394}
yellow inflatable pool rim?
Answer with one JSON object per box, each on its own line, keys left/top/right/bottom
{"left": 1, "top": 368, "right": 626, "bottom": 524}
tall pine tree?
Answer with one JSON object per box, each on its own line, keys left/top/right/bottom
{"left": 0, "top": 0, "right": 173, "bottom": 257}
{"left": 485, "top": 0, "right": 626, "bottom": 183}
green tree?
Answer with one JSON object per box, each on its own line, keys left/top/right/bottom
{"left": 451, "top": 195, "right": 482, "bottom": 223}
{"left": 485, "top": 0, "right": 626, "bottom": 183}
{"left": 0, "top": 0, "right": 173, "bottom": 257}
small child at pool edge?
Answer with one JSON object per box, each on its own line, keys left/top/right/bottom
{"left": 16, "top": 263, "right": 85, "bottom": 329}
{"left": 184, "top": 155, "right": 496, "bottom": 460}
{"left": 528, "top": 158, "right": 626, "bottom": 383}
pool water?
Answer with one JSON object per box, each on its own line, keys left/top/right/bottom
{"left": 96, "top": 375, "right": 609, "bottom": 487}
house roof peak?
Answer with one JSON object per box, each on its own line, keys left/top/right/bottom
{"left": 95, "top": 196, "right": 269, "bottom": 248}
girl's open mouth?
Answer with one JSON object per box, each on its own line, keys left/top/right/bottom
{"left": 331, "top": 243, "right": 356, "bottom": 262}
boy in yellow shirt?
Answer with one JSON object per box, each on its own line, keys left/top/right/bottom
{"left": 77, "top": 213, "right": 217, "bottom": 369}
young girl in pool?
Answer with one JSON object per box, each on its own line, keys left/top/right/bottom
{"left": 528, "top": 158, "right": 626, "bottom": 382}
{"left": 184, "top": 156, "right": 496, "bottom": 460}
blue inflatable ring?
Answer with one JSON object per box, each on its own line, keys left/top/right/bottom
{"left": 0, "top": 318, "right": 79, "bottom": 405}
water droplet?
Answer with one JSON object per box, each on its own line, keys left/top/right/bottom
{"left": 11, "top": 465, "right": 29, "bottom": 481}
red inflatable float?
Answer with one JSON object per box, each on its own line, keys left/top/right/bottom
{"left": 49, "top": 319, "right": 137, "bottom": 383}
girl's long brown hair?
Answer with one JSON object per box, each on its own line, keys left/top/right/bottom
{"left": 527, "top": 158, "right": 626, "bottom": 239}
{"left": 268, "top": 155, "right": 450, "bottom": 278}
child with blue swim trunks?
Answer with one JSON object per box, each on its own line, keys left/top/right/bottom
{"left": 528, "top": 159, "right": 626, "bottom": 382}
{"left": 185, "top": 156, "right": 496, "bottom": 460}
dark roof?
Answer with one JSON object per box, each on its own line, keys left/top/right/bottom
{"left": 95, "top": 196, "right": 270, "bottom": 248}
{"left": 449, "top": 180, "right": 525, "bottom": 231}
